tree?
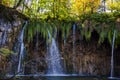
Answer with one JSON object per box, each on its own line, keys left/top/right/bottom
{"left": 2, "top": 0, "right": 15, "bottom": 7}
{"left": 71, "top": 0, "right": 100, "bottom": 16}
{"left": 13, "top": 0, "right": 24, "bottom": 9}
{"left": 107, "top": 0, "right": 120, "bottom": 12}
{"left": 0, "top": 0, "right": 2, "bottom": 4}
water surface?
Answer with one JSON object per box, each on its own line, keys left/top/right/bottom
{"left": 12, "top": 76, "right": 107, "bottom": 80}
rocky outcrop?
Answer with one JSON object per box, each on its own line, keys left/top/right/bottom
{"left": 0, "top": 4, "right": 28, "bottom": 48}
{"left": 25, "top": 30, "right": 112, "bottom": 76}
{"left": 58, "top": 31, "right": 111, "bottom": 75}
{"left": 0, "top": 54, "right": 6, "bottom": 75}
{"left": 0, "top": 4, "right": 28, "bottom": 78}
{"left": 0, "top": 19, "right": 22, "bottom": 48}
{"left": 26, "top": 29, "right": 120, "bottom": 76}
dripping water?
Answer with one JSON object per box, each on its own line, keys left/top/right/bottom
{"left": 16, "top": 21, "right": 28, "bottom": 74}
{"left": 110, "top": 30, "right": 116, "bottom": 78}
{"left": 72, "top": 24, "right": 76, "bottom": 73}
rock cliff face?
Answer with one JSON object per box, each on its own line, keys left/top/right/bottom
{"left": 0, "top": 4, "right": 120, "bottom": 77}
{"left": 0, "top": 4, "right": 27, "bottom": 77}
{"left": 26, "top": 30, "right": 120, "bottom": 76}
{"left": 25, "top": 30, "right": 110, "bottom": 75}
{"left": 60, "top": 31, "right": 111, "bottom": 75}
{"left": 0, "top": 19, "right": 23, "bottom": 48}
{"left": 0, "top": 4, "right": 28, "bottom": 48}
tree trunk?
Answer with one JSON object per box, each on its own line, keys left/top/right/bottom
{"left": 13, "top": 0, "right": 23, "bottom": 9}
{"left": 0, "top": 0, "right": 2, "bottom": 4}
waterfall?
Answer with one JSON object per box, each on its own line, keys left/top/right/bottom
{"left": 72, "top": 24, "right": 76, "bottom": 73}
{"left": 13, "top": 21, "right": 28, "bottom": 74}
{"left": 110, "top": 30, "right": 116, "bottom": 77}
{"left": 46, "top": 30, "right": 64, "bottom": 74}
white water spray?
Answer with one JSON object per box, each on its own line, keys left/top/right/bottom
{"left": 110, "top": 30, "right": 116, "bottom": 77}
{"left": 17, "top": 21, "right": 28, "bottom": 74}
{"left": 46, "top": 30, "right": 64, "bottom": 74}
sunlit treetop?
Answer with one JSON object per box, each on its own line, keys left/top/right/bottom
{"left": 106, "top": 0, "right": 120, "bottom": 12}
{"left": 1, "top": 0, "right": 120, "bottom": 20}
{"left": 70, "top": 0, "right": 100, "bottom": 15}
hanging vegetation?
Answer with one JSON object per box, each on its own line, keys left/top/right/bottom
{"left": 78, "top": 12, "right": 120, "bottom": 46}
{"left": 24, "top": 19, "right": 72, "bottom": 44}
{"left": 1, "top": 0, "right": 120, "bottom": 46}
{"left": 24, "top": 12, "right": 120, "bottom": 47}
{"left": 0, "top": 48, "right": 14, "bottom": 57}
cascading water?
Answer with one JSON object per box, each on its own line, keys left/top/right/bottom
{"left": 72, "top": 24, "right": 76, "bottom": 73}
{"left": 14, "top": 21, "right": 28, "bottom": 74}
{"left": 46, "top": 30, "right": 64, "bottom": 74}
{"left": 110, "top": 30, "right": 116, "bottom": 78}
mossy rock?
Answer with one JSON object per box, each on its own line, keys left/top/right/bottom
{"left": 0, "top": 48, "right": 14, "bottom": 56}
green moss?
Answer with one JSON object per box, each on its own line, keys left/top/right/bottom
{"left": 24, "top": 12, "right": 120, "bottom": 47}
{"left": 0, "top": 48, "right": 14, "bottom": 57}
{"left": 24, "top": 19, "right": 72, "bottom": 43}
{"left": 78, "top": 12, "right": 120, "bottom": 46}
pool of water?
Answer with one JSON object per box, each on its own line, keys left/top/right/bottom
{"left": 6, "top": 74, "right": 108, "bottom": 80}
{"left": 6, "top": 74, "right": 120, "bottom": 80}
{"left": 12, "top": 76, "right": 107, "bottom": 80}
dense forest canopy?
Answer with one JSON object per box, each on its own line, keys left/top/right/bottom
{"left": 1, "top": 0, "right": 120, "bottom": 19}
{"left": 1, "top": 0, "right": 120, "bottom": 46}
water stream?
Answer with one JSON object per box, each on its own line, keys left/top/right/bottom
{"left": 17, "top": 21, "right": 28, "bottom": 74}
{"left": 46, "top": 30, "right": 64, "bottom": 74}
{"left": 110, "top": 30, "right": 116, "bottom": 78}
{"left": 12, "top": 21, "right": 28, "bottom": 75}
{"left": 72, "top": 24, "right": 76, "bottom": 73}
